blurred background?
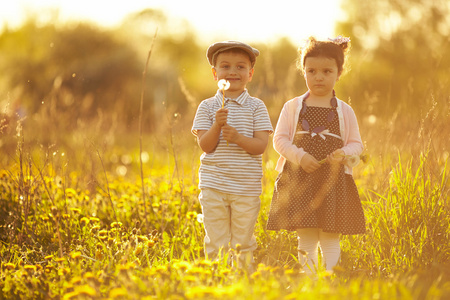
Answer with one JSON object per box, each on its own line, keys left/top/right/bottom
{"left": 0, "top": 0, "right": 448, "bottom": 177}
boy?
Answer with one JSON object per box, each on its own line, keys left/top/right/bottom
{"left": 192, "top": 41, "right": 273, "bottom": 270}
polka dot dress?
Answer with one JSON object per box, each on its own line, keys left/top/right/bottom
{"left": 266, "top": 106, "right": 366, "bottom": 235}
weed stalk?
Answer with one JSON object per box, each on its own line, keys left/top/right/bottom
{"left": 139, "top": 29, "right": 158, "bottom": 232}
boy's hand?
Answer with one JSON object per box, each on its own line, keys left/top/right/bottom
{"left": 222, "top": 124, "right": 239, "bottom": 143}
{"left": 215, "top": 108, "right": 228, "bottom": 127}
{"left": 300, "top": 153, "right": 321, "bottom": 173}
{"left": 327, "top": 149, "right": 345, "bottom": 165}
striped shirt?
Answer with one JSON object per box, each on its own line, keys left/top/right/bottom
{"left": 192, "top": 90, "right": 273, "bottom": 196}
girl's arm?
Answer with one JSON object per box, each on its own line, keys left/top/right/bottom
{"left": 341, "top": 105, "right": 364, "bottom": 156}
{"left": 273, "top": 101, "right": 307, "bottom": 164}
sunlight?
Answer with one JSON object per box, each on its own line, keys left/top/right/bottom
{"left": 2, "top": 0, "right": 344, "bottom": 43}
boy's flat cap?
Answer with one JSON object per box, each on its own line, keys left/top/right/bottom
{"left": 207, "top": 40, "right": 260, "bottom": 66}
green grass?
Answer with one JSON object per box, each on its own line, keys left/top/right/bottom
{"left": 0, "top": 113, "right": 449, "bottom": 299}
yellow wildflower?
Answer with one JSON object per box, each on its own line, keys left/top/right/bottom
{"left": 89, "top": 217, "right": 100, "bottom": 222}
{"left": 24, "top": 265, "right": 37, "bottom": 272}
{"left": 135, "top": 245, "right": 143, "bottom": 256}
{"left": 70, "top": 252, "right": 82, "bottom": 260}
{"left": 75, "top": 284, "right": 96, "bottom": 297}
{"left": 110, "top": 221, "right": 122, "bottom": 228}
{"left": 186, "top": 211, "right": 198, "bottom": 220}
{"left": 70, "top": 208, "right": 81, "bottom": 214}
{"left": 79, "top": 217, "right": 90, "bottom": 227}
{"left": 147, "top": 240, "right": 155, "bottom": 248}
{"left": 109, "top": 287, "right": 127, "bottom": 299}
{"left": 3, "top": 263, "right": 15, "bottom": 270}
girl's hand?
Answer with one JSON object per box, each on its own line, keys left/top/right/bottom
{"left": 327, "top": 149, "right": 345, "bottom": 165}
{"left": 300, "top": 153, "right": 321, "bottom": 173}
{"left": 215, "top": 108, "right": 228, "bottom": 127}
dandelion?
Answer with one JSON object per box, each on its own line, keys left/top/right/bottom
{"left": 250, "top": 271, "right": 261, "bottom": 279}
{"left": 89, "top": 217, "right": 100, "bottom": 223}
{"left": 24, "top": 265, "right": 37, "bottom": 272}
{"left": 95, "top": 250, "right": 103, "bottom": 260}
{"left": 50, "top": 205, "right": 57, "bottom": 214}
{"left": 220, "top": 269, "right": 231, "bottom": 276}
{"left": 58, "top": 267, "right": 70, "bottom": 276}
{"left": 45, "top": 255, "right": 54, "bottom": 260}
{"left": 3, "top": 263, "right": 15, "bottom": 270}
{"left": 183, "top": 275, "right": 198, "bottom": 283}
{"left": 187, "top": 266, "right": 205, "bottom": 275}
{"left": 79, "top": 217, "right": 90, "bottom": 227}
{"left": 135, "top": 244, "right": 143, "bottom": 256}
{"left": 70, "top": 252, "right": 82, "bottom": 260}
{"left": 218, "top": 79, "right": 230, "bottom": 109}
{"left": 186, "top": 211, "right": 198, "bottom": 220}
{"left": 197, "top": 213, "right": 204, "bottom": 224}
{"left": 75, "top": 284, "right": 96, "bottom": 297}
{"left": 70, "top": 276, "right": 82, "bottom": 284}
{"left": 109, "top": 287, "right": 127, "bottom": 299}
{"left": 98, "top": 230, "right": 108, "bottom": 240}
{"left": 62, "top": 291, "right": 79, "bottom": 300}
{"left": 174, "top": 260, "right": 191, "bottom": 272}
{"left": 45, "top": 265, "right": 55, "bottom": 273}
{"left": 111, "top": 221, "right": 122, "bottom": 228}
{"left": 70, "top": 208, "right": 81, "bottom": 214}
{"left": 83, "top": 272, "right": 95, "bottom": 280}
{"left": 90, "top": 225, "right": 100, "bottom": 234}
{"left": 65, "top": 188, "right": 77, "bottom": 198}
{"left": 147, "top": 240, "right": 155, "bottom": 248}
{"left": 198, "top": 259, "right": 212, "bottom": 267}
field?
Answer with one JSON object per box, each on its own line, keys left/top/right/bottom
{"left": 0, "top": 93, "right": 448, "bottom": 300}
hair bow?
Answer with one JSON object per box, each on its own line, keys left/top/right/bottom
{"left": 328, "top": 35, "right": 351, "bottom": 44}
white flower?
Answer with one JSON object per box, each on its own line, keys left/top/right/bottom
{"left": 345, "top": 155, "right": 361, "bottom": 167}
{"left": 197, "top": 213, "right": 204, "bottom": 223}
{"left": 217, "top": 79, "right": 230, "bottom": 90}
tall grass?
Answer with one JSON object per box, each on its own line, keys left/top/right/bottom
{"left": 0, "top": 81, "right": 449, "bottom": 298}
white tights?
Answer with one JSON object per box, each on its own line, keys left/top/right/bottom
{"left": 297, "top": 228, "right": 340, "bottom": 274}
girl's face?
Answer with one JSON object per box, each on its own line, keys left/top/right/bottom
{"left": 303, "top": 56, "right": 341, "bottom": 98}
{"left": 212, "top": 51, "right": 254, "bottom": 98}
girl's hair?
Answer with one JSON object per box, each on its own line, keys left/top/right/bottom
{"left": 297, "top": 36, "right": 351, "bottom": 75}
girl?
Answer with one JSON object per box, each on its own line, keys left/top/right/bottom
{"left": 266, "top": 36, "right": 365, "bottom": 274}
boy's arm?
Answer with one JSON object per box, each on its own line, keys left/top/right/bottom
{"left": 222, "top": 125, "right": 269, "bottom": 155}
{"left": 196, "top": 125, "right": 221, "bottom": 153}
{"left": 196, "top": 107, "right": 228, "bottom": 153}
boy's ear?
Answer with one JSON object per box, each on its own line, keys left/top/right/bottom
{"left": 212, "top": 67, "right": 217, "bottom": 80}
{"left": 248, "top": 68, "right": 255, "bottom": 82}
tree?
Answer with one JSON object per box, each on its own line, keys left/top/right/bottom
{"left": 0, "top": 19, "right": 142, "bottom": 121}
{"left": 335, "top": 0, "right": 450, "bottom": 117}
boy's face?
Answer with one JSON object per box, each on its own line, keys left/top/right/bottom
{"left": 212, "top": 50, "right": 254, "bottom": 98}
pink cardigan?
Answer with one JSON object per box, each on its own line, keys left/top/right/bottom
{"left": 273, "top": 93, "right": 363, "bottom": 175}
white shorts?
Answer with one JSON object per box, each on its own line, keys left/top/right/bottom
{"left": 199, "top": 188, "right": 261, "bottom": 259}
